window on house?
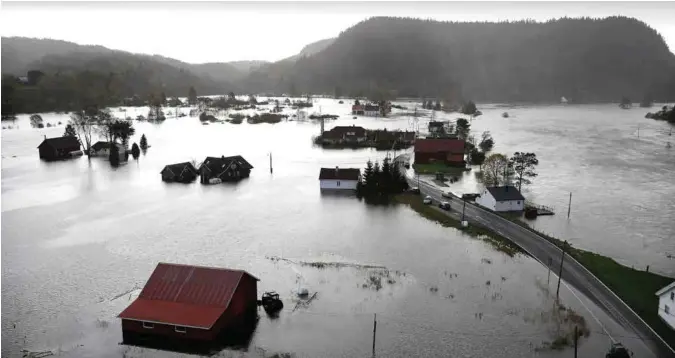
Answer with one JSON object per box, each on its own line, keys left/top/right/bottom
{"left": 142, "top": 322, "right": 154, "bottom": 329}
{"left": 517, "top": 201, "right": 521, "bottom": 204}
{"left": 337, "top": 181, "right": 340, "bottom": 187}
{"left": 175, "top": 326, "right": 187, "bottom": 333}
{"left": 666, "top": 305, "right": 670, "bottom": 314}
{"left": 671, "top": 292, "right": 674, "bottom": 301}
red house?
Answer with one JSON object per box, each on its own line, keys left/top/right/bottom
{"left": 414, "top": 138, "right": 466, "bottom": 167}
{"left": 118, "top": 263, "right": 259, "bottom": 344}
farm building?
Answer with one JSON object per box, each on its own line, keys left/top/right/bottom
{"left": 118, "top": 263, "right": 259, "bottom": 344}
{"left": 37, "top": 136, "right": 81, "bottom": 160}
{"left": 414, "top": 138, "right": 465, "bottom": 167}
{"left": 160, "top": 162, "right": 199, "bottom": 183}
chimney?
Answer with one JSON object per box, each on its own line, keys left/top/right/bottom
{"left": 335, "top": 166, "right": 339, "bottom": 175}
{"left": 222, "top": 155, "right": 225, "bottom": 160}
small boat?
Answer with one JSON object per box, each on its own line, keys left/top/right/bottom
{"left": 560, "top": 96, "right": 568, "bottom": 104}
{"left": 261, "top": 291, "right": 283, "bottom": 314}
{"left": 502, "top": 112, "right": 509, "bottom": 118}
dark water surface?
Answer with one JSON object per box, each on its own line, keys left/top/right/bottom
{"left": 2, "top": 100, "right": 671, "bottom": 357}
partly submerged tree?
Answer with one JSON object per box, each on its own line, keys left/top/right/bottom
{"left": 456, "top": 118, "right": 471, "bottom": 140}
{"left": 509, "top": 152, "right": 539, "bottom": 191}
{"left": 479, "top": 131, "right": 495, "bottom": 152}
{"left": 460, "top": 101, "right": 477, "bottom": 115}
{"left": 469, "top": 148, "right": 486, "bottom": 169}
{"left": 482, "top": 153, "right": 510, "bottom": 187}
{"left": 140, "top": 134, "right": 148, "bottom": 151}
{"left": 109, "top": 143, "right": 120, "bottom": 167}
{"left": 69, "top": 109, "right": 96, "bottom": 156}
{"left": 131, "top": 142, "right": 140, "bottom": 159}
{"left": 30, "top": 114, "right": 44, "bottom": 128}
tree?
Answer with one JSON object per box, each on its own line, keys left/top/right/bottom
{"left": 434, "top": 100, "right": 441, "bottom": 111}
{"left": 363, "top": 160, "right": 375, "bottom": 194}
{"left": 160, "top": 91, "right": 167, "bottom": 105}
{"left": 111, "top": 120, "right": 135, "bottom": 148}
{"left": 228, "top": 92, "right": 236, "bottom": 102}
{"left": 482, "top": 153, "right": 510, "bottom": 187}
{"left": 69, "top": 110, "right": 96, "bottom": 156}
{"left": 188, "top": 86, "right": 198, "bottom": 105}
{"left": 509, "top": 152, "right": 539, "bottom": 191}
{"left": 456, "top": 118, "right": 471, "bottom": 140}
{"left": 479, "top": 131, "right": 495, "bottom": 152}
{"left": 355, "top": 99, "right": 361, "bottom": 106}
{"left": 248, "top": 94, "right": 258, "bottom": 105}
{"left": 109, "top": 143, "right": 120, "bottom": 166}
{"left": 63, "top": 124, "right": 77, "bottom": 138}
{"left": 30, "top": 114, "right": 44, "bottom": 128}
{"left": 470, "top": 148, "right": 486, "bottom": 169}
{"left": 140, "top": 134, "right": 148, "bottom": 151}
{"left": 131, "top": 142, "right": 140, "bottom": 159}
{"left": 380, "top": 157, "right": 392, "bottom": 195}
{"left": 461, "top": 101, "right": 477, "bottom": 115}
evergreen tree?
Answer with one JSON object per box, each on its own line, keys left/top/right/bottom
{"left": 381, "top": 157, "right": 392, "bottom": 195}
{"left": 188, "top": 86, "right": 197, "bottom": 105}
{"left": 363, "top": 160, "right": 375, "bottom": 194}
{"left": 63, "top": 124, "right": 77, "bottom": 138}
{"left": 131, "top": 142, "right": 140, "bottom": 159}
{"left": 140, "top": 134, "right": 148, "bottom": 150}
{"left": 109, "top": 144, "right": 120, "bottom": 166}
{"left": 373, "top": 161, "right": 381, "bottom": 193}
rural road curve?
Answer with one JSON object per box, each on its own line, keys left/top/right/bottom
{"left": 397, "top": 159, "right": 674, "bottom": 358}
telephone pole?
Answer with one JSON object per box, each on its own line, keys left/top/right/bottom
{"left": 567, "top": 192, "right": 572, "bottom": 219}
{"left": 573, "top": 326, "right": 579, "bottom": 358}
{"left": 269, "top": 152, "right": 273, "bottom": 174}
{"left": 461, "top": 199, "right": 466, "bottom": 222}
{"left": 372, "top": 313, "right": 377, "bottom": 358}
{"left": 556, "top": 241, "right": 567, "bottom": 300}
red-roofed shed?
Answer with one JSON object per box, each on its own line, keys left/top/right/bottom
{"left": 119, "top": 263, "right": 259, "bottom": 342}
{"left": 414, "top": 138, "right": 466, "bottom": 166}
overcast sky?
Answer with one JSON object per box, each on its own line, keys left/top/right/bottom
{"left": 2, "top": 1, "right": 674, "bottom": 64}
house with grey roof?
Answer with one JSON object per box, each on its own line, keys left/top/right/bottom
{"left": 475, "top": 185, "right": 525, "bottom": 212}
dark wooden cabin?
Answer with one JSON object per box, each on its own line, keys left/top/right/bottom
{"left": 118, "top": 263, "right": 259, "bottom": 344}
{"left": 160, "top": 162, "right": 199, "bottom": 183}
{"left": 37, "top": 136, "right": 81, "bottom": 160}
{"left": 199, "top": 155, "right": 253, "bottom": 184}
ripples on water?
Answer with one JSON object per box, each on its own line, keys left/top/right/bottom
{"left": 1, "top": 101, "right": 671, "bottom": 357}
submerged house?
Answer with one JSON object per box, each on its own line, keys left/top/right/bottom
{"left": 475, "top": 186, "right": 525, "bottom": 212}
{"left": 37, "top": 136, "right": 81, "bottom": 160}
{"left": 414, "top": 138, "right": 466, "bottom": 167}
{"left": 199, "top": 155, "right": 253, "bottom": 184}
{"left": 91, "top": 141, "right": 127, "bottom": 161}
{"left": 118, "top": 263, "right": 259, "bottom": 344}
{"left": 161, "top": 162, "right": 199, "bottom": 183}
{"left": 319, "top": 167, "right": 361, "bottom": 190}
{"left": 321, "top": 125, "right": 367, "bottom": 145}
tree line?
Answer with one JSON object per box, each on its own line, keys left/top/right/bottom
{"left": 356, "top": 157, "right": 409, "bottom": 202}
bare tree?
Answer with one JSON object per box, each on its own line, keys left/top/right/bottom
{"left": 482, "top": 153, "right": 510, "bottom": 187}
{"left": 69, "top": 110, "right": 95, "bottom": 156}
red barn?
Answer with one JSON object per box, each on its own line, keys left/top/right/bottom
{"left": 414, "top": 138, "right": 466, "bottom": 166}
{"left": 118, "top": 263, "right": 259, "bottom": 344}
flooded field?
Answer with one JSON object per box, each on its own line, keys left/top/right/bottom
{"left": 2, "top": 99, "right": 672, "bottom": 357}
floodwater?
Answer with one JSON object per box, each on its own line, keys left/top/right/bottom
{"left": 1, "top": 100, "right": 672, "bottom": 357}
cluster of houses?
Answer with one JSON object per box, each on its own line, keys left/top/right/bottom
{"left": 161, "top": 156, "right": 253, "bottom": 184}
{"left": 351, "top": 101, "right": 392, "bottom": 117}
{"left": 37, "top": 136, "right": 127, "bottom": 161}
{"left": 319, "top": 125, "right": 416, "bottom": 149}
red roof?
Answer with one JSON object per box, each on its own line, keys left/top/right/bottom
{"left": 414, "top": 138, "right": 465, "bottom": 154}
{"left": 118, "top": 263, "right": 258, "bottom": 329}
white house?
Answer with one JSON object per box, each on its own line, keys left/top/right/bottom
{"left": 656, "top": 281, "right": 675, "bottom": 330}
{"left": 319, "top": 167, "right": 360, "bottom": 190}
{"left": 475, "top": 186, "right": 525, "bottom": 212}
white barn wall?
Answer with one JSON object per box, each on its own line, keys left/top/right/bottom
{"left": 658, "top": 288, "right": 675, "bottom": 329}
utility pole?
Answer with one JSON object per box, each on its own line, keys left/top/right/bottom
{"left": 372, "top": 313, "right": 377, "bottom": 358}
{"left": 573, "top": 326, "right": 579, "bottom": 358}
{"left": 269, "top": 152, "right": 273, "bottom": 174}
{"left": 567, "top": 192, "right": 572, "bottom": 219}
{"left": 461, "top": 199, "right": 466, "bottom": 222}
{"left": 637, "top": 124, "right": 640, "bottom": 138}
{"left": 556, "top": 241, "right": 567, "bottom": 301}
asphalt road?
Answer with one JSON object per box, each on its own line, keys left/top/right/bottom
{"left": 398, "top": 161, "right": 674, "bottom": 358}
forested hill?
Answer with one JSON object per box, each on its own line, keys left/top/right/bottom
{"left": 240, "top": 16, "right": 675, "bottom": 102}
